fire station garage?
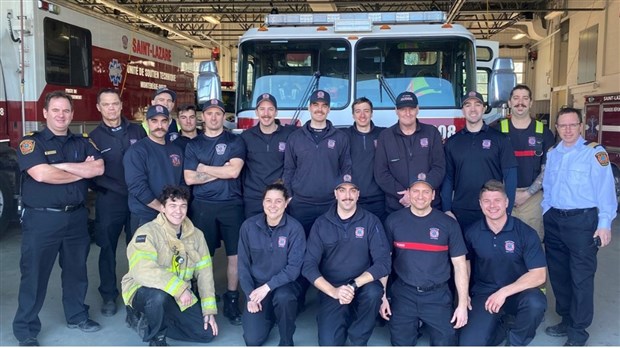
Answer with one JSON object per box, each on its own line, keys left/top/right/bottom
{"left": 0, "top": 0, "right": 619, "bottom": 346}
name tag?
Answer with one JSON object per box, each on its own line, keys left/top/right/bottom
{"left": 45, "top": 150, "right": 57, "bottom": 155}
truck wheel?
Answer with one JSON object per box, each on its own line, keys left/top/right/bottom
{"left": 613, "top": 165, "right": 620, "bottom": 212}
{"left": 0, "top": 173, "right": 16, "bottom": 233}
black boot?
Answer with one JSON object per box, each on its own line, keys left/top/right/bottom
{"left": 223, "top": 291, "right": 242, "bottom": 326}
{"left": 149, "top": 335, "right": 168, "bottom": 346}
{"left": 126, "top": 306, "right": 141, "bottom": 330}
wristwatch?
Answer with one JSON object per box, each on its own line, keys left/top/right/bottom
{"left": 348, "top": 279, "right": 358, "bottom": 291}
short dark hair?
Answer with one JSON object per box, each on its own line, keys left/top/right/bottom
{"left": 557, "top": 107, "right": 582, "bottom": 123}
{"left": 262, "top": 179, "right": 290, "bottom": 201}
{"left": 96, "top": 88, "right": 121, "bottom": 104}
{"left": 158, "top": 185, "right": 191, "bottom": 205}
{"left": 509, "top": 84, "right": 532, "bottom": 99}
{"left": 479, "top": 179, "right": 506, "bottom": 198}
{"left": 177, "top": 104, "right": 197, "bottom": 113}
{"left": 352, "top": 97, "right": 373, "bottom": 113}
{"left": 44, "top": 91, "right": 73, "bottom": 111}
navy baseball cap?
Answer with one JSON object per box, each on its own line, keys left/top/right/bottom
{"left": 309, "top": 90, "right": 330, "bottom": 105}
{"left": 335, "top": 174, "right": 358, "bottom": 190}
{"left": 395, "top": 91, "right": 419, "bottom": 109}
{"left": 409, "top": 172, "right": 434, "bottom": 190}
{"left": 256, "top": 93, "right": 278, "bottom": 109}
{"left": 153, "top": 87, "right": 177, "bottom": 102}
{"left": 461, "top": 91, "right": 485, "bottom": 107}
{"left": 145, "top": 105, "right": 170, "bottom": 119}
{"left": 202, "top": 98, "right": 225, "bottom": 112}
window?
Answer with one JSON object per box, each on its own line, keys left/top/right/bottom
{"left": 44, "top": 18, "right": 92, "bottom": 87}
{"left": 514, "top": 61, "right": 525, "bottom": 84}
{"left": 577, "top": 24, "right": 598, "bottom": 84}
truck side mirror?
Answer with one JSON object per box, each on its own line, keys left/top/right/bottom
{"left": 488, "top": 58, "right": 516, "bottom": 108}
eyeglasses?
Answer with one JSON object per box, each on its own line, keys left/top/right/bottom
{"left": 556, "top": 123, "right": 580, "bottom": 130}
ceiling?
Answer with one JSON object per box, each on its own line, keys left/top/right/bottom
{"left": 63, "top": 0, "right": 598, "bottom": 49}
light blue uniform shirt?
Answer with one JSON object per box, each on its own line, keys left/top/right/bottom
{"left": 542, "top": 136, "right": 617, "bottom": 229}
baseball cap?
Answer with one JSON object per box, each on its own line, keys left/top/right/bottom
{"left": 409, "top": 172, "right": 434, "bottom": 190}
{"left": 202, "top": 98, "right": 225, "bottom": 113}
{"left": 395, "top": 91, "right": 419, "bottom": 109}
{"left": 256, "top": 93, "right": 278, "bottom": 109}
{"left": 335, "top": 174, "right": 358, "bottom": 190}
{"left": 461, "top": 91, "right": 485, "bottom": 107}
{"left": 309, "top": 90, "right": 331, "bottom": 105}
{"left": 153, "top": 87, "right": 177, "bottom": 102}
{"left": 145, "top": 105, "right": 170, "bottom": 119}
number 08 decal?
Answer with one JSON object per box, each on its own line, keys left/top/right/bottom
{"left": 436, "top": 125, "right": 456, "bottom": 139}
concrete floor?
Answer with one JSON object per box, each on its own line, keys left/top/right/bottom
{"left": 1, "top": 220, "right": 619, "bottom": 346}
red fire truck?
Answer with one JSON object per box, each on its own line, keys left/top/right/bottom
{"left": 0, "top": 0, "right": 195, "bottom": 230}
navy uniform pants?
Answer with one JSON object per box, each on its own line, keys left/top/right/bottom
{"left": 388, "top": 279, "right": 456, "bottom": 346}
{"left": 459, "top": 288, "right": 546, "bottom": 346}
{"left": 359, "top": 198, "right": 386, "bottom": 223}
{"left": 129, "top": 212, "right": 157, "bottom": 238}
{"left": 94, "top": 190, "right": 131, "bottom": 302}
{"left": 243, "top": 197, "right": 263, "bottom": 220}
{"left": 316, "top": 280, "right": 383, "bottom": 346}
{"left": 452, "top": 208, "right": 484, "bottom": 233}
{"left": 287, "top": 199, "right": 331, "bottom": 237}
{"left": 544, "top": 207, "right": 598, "bottom": 345}
{"left": 242, "top": 282, "right": 301, "bottom": 346}
{"left": 13, "top": 207, "right": 91, "bottom": 342}
{"left": 131, "top": 287, "right": 215, "bottom": 343}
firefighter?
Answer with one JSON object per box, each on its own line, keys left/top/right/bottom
{"left": 121, "top": 185, "right": 218, "bottom": 346}
{"left": 173, "top": 104, "right": 200, "bottom": 151}
{"left": 13, "top": 91, "right": 105, "bottom": 346}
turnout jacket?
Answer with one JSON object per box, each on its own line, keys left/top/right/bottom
{"left": 302, "top": 205, "right": 391, "bottom": 286}
{"left": 121, "top": 214, "right": 217, "bottom": 316}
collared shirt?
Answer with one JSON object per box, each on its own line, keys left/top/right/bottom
{"left": 385, "top": 208, "right": 466, "bottom": 288}
{"left": 542, "top": 137, "right": 617, "bottom": 229}
{"left": 17, "top": 127, "right": 101, "bottom": 208}
{"left": 464, "top": 216, "right": 546, "bottom": 295}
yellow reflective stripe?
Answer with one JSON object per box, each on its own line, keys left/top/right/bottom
{"left": 535, "top": 120, "right": 543, "bottom": 134}
{"left": 128, "top": 251, "right": 157, "bottom": 270}
{"left": 122, "top": 283, "right": 141, "bottom": 304}
{"left": 500, "top": 119, "right": 509, "bottom": 133}
{"left": 183, "top": 270, "right": 194, "bottom": 281}
{"left": 201, "top": 297, "right": 217, "bottom": 310}
{"left": 164, "top": 277, "right": 183, "bottom": 295}
{"left": 194, "top": 256, "right": 212, "bottom": 271}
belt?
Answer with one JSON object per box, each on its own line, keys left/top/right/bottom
{"left": 29, "top": 204, "right": 84, "bottom": 213}
{"left": 410, "top": 282, "right": 446, "bottom": 293}
{"left": 550, "top": 207, "right": 596, "bottom": 217}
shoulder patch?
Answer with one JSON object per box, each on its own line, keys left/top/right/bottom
{"left": 25, "top": 132, "right": 35, "bottom": 136}
{"left": 19, "top": 139, "right": 35, "bottom": 155}
{"left": 595, "top": 151, "right": 609, "bottom": 166}
{"left": 585, "top": 141, "right": 600, "bottom": 148}
{"left": 135, "top": 235, "right": 147, "bottom": 243}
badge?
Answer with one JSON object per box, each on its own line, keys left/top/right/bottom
{"left": 505, "top": 240, "right": 515, "bottom": 253}
{"left": 482, "top": 139, "right": 491, "bottom": 149}
{"left": 278, "top": 236, "right": 287, "bottom": 248}
{"left": 595, "top": 151, "right": 609, "bottom": 166}
{"left": 169, "top": 133, "right": 179, "bottom": 142}
{"left": 136, "top": 235, "right": 147, "bottom": 243}
{"left": 429, "top": 228, "right": 439, "bottom": 240}
{"left": 417, "top": 172, "right": 427, "bottom": 180}
{"left": 216, "top": 143, "right": 227, "bottom": 155}
{"left": 130, "top": 139, "right": 138, "bottom": 145}
{"left": 355, "top": 227, "right": 365, "bottom": 238}
{"left": 44, "top": 150, "right": 57, "bottom": 155}
{"left": 19, "top": 139, "right": 35, "bottom": 155}
{"left": 528, "top": 136, "right": 536, "bottom": 146}
{"left": 327, "top": 139, "right": 336, "bottom": 149}
{"left": 420, "top": 137, "right": 429, "bottom": 148}
{"left": 278, "top": 142, "right": 286, "bottom": 152}
{"left": 170, "top": 154, "right": 181, "bottom": 167}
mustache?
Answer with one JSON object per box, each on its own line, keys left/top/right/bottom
{"left": 513, "top": 104, "right": 527, "bottom": 108}
{"left": 152, "top": 128, "right": 167, "bottom": 133}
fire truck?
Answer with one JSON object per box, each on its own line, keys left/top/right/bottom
{"left": 584, "top": 93, "right": 620, "bottom": 207}
{"left": 233, "top": 12, "right": 515, "bottom": 135}
{"left": 0, "top": 0, "right": 195, "bottom": 231}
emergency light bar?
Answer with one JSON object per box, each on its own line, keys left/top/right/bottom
{"left": 265, "top": 11, "right": 446, "bottom": 28}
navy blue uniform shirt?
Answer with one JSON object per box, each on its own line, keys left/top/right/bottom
{"left": 443, "top": 124, "right": 517, "bottom": 211}
{"left": 464, "top": 216, "right": 546, "bottom": 295}
{"left": 302, "top": 205, "right": 391, "bottom": 286}
{"left": 385, "top": 208, "right": 466, "bottom": 288}
{"left": 283, "top": 120, "right": 352, "bottom": 204}
{"left": 184, "top": 131, "right": 246, "bottom": 203}
{"left": 89, "top": 117, "right": 146, "bottom": 196}
{"left": 240, "top": 124, "right": 295, "bottom": 201}
{"left": 172, "top": 134, "right": 194, "bottom": 152}
{"left": 342, "top": 122, "right": 385, "bottom": 203}
{"left": 123, "top": 137, "right": 184, "bottom": 218}
{"left": 18, "top": 128, "right": 102, "bottom": 208}
{"left": 238, "top": 213, "right": 306, "bottom": 301}
{"left": 495, "top": 120, "right": 555, "bottom": 187}
{"left": 375, "top": 121, "right": 445, "bottom": 212}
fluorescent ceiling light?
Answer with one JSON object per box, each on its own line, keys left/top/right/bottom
{"left": 203, "top": 15, "right": 220, "bottom": 25}
{"left": 544, "top": 11, "right": 563, "bottom": 20}
{"left": 512, "top": 33, "right": 527, "bottom": 40}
